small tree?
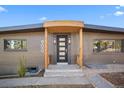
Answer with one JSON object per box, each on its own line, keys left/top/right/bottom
{"left": 18, "top": 56, "right": 26, "bottom": 77}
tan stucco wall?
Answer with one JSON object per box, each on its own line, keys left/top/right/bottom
{"left": 84, "top": 31, "right": 124, "bottom": 64}
{"left": 1, "top": 29, "right": 124, "bottom": 75}
{"left": 70, "top": 32, "right": 80, "bottom": 64}
{"left": 0, "top": 32, "right": 44, "bottom": 75}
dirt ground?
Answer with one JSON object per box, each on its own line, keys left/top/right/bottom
{"left": 15, "top": 84, "right": 94, "bottom": 88}
{"left": 100, "top": 72, "right": 124, "bottom": 88}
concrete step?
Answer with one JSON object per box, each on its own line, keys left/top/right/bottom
{"left": 44, "top": 64, "right": 83, "bottom": 77}
{"left": 45, "top": 69, "right": 83, "bottom": 72}
{"left": 48, "top": 64, "right": 80, "bottom": 70}
{"left": 44, "top": 71, "right": 84, "bottom": 77}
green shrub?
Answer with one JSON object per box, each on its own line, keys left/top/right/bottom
{"left": 18, "top": 56, "right": 26, "bottom": 77}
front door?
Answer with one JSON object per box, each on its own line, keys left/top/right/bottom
{"left": 57, "top": 35, "right": 68, "bottom": 63}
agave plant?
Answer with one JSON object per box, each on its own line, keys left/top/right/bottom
{"left": 18, "top": 56, "right": 26, "bottom": 77}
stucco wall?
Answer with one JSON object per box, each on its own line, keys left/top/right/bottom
{"left": 70, "top": 32, "right": 80, "bottom": 64}
{"left": 0, "top": 32, "right": 44, "bottom": 75}
{"left": 84, "top": 31, "right": 124, "bottom": 65}
{"left": 1, "top": 30, "right": 124, "bottom": 75}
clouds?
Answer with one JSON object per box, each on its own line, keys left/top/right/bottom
{"left": 100, "top": 13, "right": 112, "bottom": 19}
{"left": 115, "top": 5, "right": 124, "bottom": 9}
{"left": 115, "top": 6, "right": 120, "bottom": 9}
{"left": 114, "top": 11, "right": 124, "bottom": 16}
{"left": 0, "top": 6, "right": 7, "bottom": 12}
{"left": 39, "top": 17, "right": 47, "bottom": 21}
{"left": 100, "top": 5, "right": 124, "bottom": 19}
{"left": 114, "top": 5, "right": 124, "bottom": 16}
{"left": 100, "top": 16, "right": 104, "bottom": 19}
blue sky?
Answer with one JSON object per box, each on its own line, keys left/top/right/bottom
{"left": 0, "top": 5, "right": 124, "bottom": 28}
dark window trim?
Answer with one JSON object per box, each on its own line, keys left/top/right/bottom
{"left": 93, "top": 39, "right": 124, "bottom": 40}
{"left": 4, "top": 39, "right": 27, "bottom": 51}
{"left": 4, "top": 49, "right": 28, "bottom": 52}
{"left": 93, "top": 52, "right": 124, "bottom": 55}
{"left": 93, "top": 39, "right": 124, "bottom": 54}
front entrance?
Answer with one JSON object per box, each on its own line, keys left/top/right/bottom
{"left": 57, "top": 35, "right": 68, "bottom": 63}
{"left": 43, "top": 21, "right": 83, "bottom": 68}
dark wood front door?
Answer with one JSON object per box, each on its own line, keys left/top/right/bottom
{"left": 57, "top": 35, "right": 68, "bottom": 63}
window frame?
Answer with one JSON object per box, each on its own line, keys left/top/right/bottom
{"left": 4, "top": 39, "right": 27, "bottom": 52}
{"left": 93, "top": 39, "right": 124, "bottom": 54}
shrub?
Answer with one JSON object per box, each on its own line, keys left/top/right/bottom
{"left": 18, "top": 56, "right": 26, "bottom": 77}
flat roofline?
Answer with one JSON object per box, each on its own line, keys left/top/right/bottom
{"left": 84, "top": 24, "right": 124, "bottom": 33}
{"left": 44, "top": 20, "right": 83, "bottom": 22}
{"left": 0, "top": 23, "right": 124, "bottom": 33}
{"left": 0, "top": 23, "right": 42, "bottom": 32}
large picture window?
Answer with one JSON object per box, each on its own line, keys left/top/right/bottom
{"left": 93, "top": 39, "right": 124, "bottom": 53}
{"left": 4, "top": 39, "right": 27, "bottom": 51}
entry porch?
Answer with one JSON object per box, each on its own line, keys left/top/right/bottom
{"left": 43, "top": 21, "right": 84, "bottom": 69}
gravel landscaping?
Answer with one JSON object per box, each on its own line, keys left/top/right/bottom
{"left": 100, "top": 72, "right": 124, "bottom": 88}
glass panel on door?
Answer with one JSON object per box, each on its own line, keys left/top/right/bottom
{"left": 59, "top": 42, "right": 65, "bottom": 46}
{"left": 59, "top": 47, "right": 65, "bottom": 51}
{"left": 59, "top": 38, "right": 65, "bottom": 41}
{"left": 57, "top": 35, "right": 68, "bottom": 62}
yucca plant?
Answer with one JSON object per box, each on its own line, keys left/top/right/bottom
{"left": 18, "top": 56, "right": 26, "bottom": 77}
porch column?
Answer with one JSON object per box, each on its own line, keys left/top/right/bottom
{"left": 44, "top": 28, "right": 48, "bottom": 69}
{"left": 79, "top": 28, "right": 83, "bottom": 68}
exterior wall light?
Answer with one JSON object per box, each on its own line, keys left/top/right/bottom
{"left": 53, "top": 38, "right": 56, "bottom": 44}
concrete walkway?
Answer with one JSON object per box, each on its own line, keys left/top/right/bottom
{"left": 0, "top": 64, "right": 124, "bottom": 88}
{"left": 86, "top": 74, "right": 114, "bottom": 88}
{"left": 83, "top": 64, "right": 124, "bottom": 88}
{"left": 0, "top": 76, "right": 91, "bottom": 88}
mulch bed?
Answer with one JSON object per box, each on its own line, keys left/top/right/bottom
{"left": 15, "top": 84, "right": 94, "bottom": 88}
{"left": 100, "top": 72, "right": 124, "bottom": 88}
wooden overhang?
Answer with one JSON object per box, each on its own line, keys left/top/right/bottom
{"left": 43, "top": 20, "right": 84, "bottom": 33}
{"left": 43, "top": 20, "right": 84, "bottom": 68}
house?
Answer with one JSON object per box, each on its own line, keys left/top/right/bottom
{"left": 0, "top": 20, "right": 124, "bottom": 75}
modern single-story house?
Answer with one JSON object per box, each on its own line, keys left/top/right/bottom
{"left": 0, "top": 20, "right": 124, "bottom": 75}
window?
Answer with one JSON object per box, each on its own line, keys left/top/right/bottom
{"left": 93, "top": 39, "right": 124, "bottom": 53}
{"left": 4, "top": 39, "right": 27, "bottom": 51}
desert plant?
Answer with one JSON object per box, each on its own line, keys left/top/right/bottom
{"left": 18, "top": 56, "right": 26, "bottom": 77}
